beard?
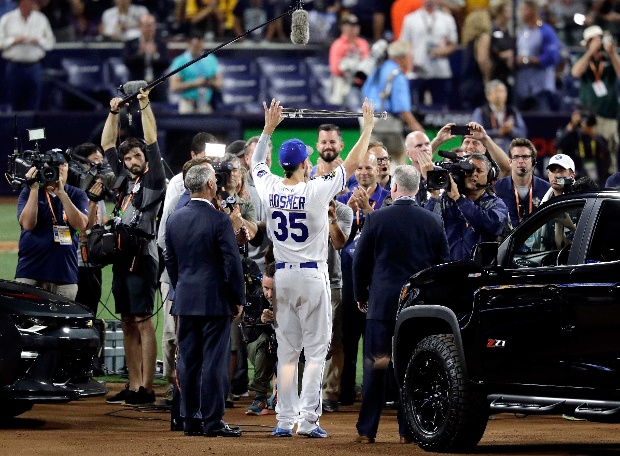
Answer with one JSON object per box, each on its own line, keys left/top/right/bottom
{"left": 319, "top": 149, "right": 339, "bottom": 163}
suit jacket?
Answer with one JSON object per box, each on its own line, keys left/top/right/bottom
{"left": 164, "top": 199, "right": 245, "bottom": 317}
{"left": 353, "top": 198, "right": 450, "bottom": 321}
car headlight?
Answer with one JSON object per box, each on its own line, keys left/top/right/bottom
{"left": 11, "top": 315, "right": 48, "bottom": 334}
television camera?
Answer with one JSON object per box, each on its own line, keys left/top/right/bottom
{"left": 426, "top": 150, "right": 475, "bottom": 191}
{"left": 6, "top": 128, "right": 67, "bottom": 189}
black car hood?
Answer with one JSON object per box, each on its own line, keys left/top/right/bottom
{"left": 0, "top": 280, "right": 93, "bottom": 318}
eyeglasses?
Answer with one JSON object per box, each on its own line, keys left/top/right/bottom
{"left": 376, "top": 157, "right": 390, "bottom": 164}
{"left": 510, "top": 155, "right": 532, "bottom": 161}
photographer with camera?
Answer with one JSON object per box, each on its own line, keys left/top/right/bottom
{"left": 68, "top": 143, "right": 113, "bottom": 313}
{"left": 424, "top": 153, "right": 509, "bottom": 261}
{"left": 219, "top": 153, "right": 258, "bottom": 241}
{"left": 571, "top": 26, "right": 620, "bottom": 174}
{"left": 15, "top": 150, "right": 89, "bottom": 300}
{"left": 430, "top": 121, "right": 511, "bottom": 179}
{"left": 102, "top": 88, "right": 165, "bottom": 406}
{"left": 362, "top": 40, "right": 423, "bottom": 167}
{"left": 243, "top": 262, "right": 277, "bottom": 415}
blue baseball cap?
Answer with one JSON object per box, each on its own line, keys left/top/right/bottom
{"left": 279, "top": 139, "right": 308, "bottom": 168}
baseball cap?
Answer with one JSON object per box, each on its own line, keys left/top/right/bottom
{"left": 225, "top": 139, "right": 246, "bottom": 158}
{"left": 279, "top": 139, "right": 308, "bottom": 168}
{"left": 547, "top": 154, "right": 575, "bottom": 171}
{"left": 580, "top": 25, "right": 604, "bottom": 46}
{"left": 340, "top": 14, "right": 359, "bottom": 26}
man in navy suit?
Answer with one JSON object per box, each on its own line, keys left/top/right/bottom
{"left": 352, "top": 165, "right": 450, "bottom": 444}
{"left": 164, "top": 164, "right": 245, "bottom": 437}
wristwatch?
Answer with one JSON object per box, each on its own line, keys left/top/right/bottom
{"left": 329, "top": 218, "right": 337, "bottom": 224}
{"left": 522, "top": 56, "right": 529, "bottom": 65}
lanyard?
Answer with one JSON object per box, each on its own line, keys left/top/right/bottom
{"left": 512, "top": 181, "right": 532, "bottom": 223}
{"left": 121, "top": 174, "right": 143, "bottom": 214}
{"left": 45, "top": 191, "right": 66, "bottom": 225}
{"left": 589, "top": 61, "right": 604, "bottom": 82}
{"left": 355, "top": 200, "right": 376, "bottom": 226}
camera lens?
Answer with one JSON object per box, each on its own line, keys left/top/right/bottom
{"left": 41, "top": 166, "right": 58, "bottom": 182}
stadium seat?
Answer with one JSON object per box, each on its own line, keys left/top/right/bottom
{"left": 105, "top": 57, "right": 130, "bottom": 88}
{"left": 266, "top": 86, "right": 311, "bottom": 105}
{"left": 59, "top": 58, "right": 117, "bottom": 109}
{"left": 256, "top": 58, "right": 306, "bottom": 77}
{"left": 218, "top": 57, "right": 257, "bottom": 77}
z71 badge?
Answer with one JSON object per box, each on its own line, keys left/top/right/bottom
{"left": 486, "top": 339, "right": 506, "bottom": 348}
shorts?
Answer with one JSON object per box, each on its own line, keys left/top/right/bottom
{"left": 112, "top": 255, "right": 158, "bottom": 316}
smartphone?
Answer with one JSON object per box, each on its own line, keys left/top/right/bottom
{"left": 603, "top": 33, "right": 613, "bottom": 47}
{"left": 451, "top": 125, "right": 470, "bottom": 136}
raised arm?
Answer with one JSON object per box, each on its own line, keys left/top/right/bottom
{"left": 252, "top": 99, "right": 284, "bottom": 169}
{"left": 138, "top": 88, "right": 157, "bottom": 145}
{"left": 101, "top": 97, "right": 123, "bottom": 151}
{"left": 342, "top": 98, "right": 375, "bottom": 179}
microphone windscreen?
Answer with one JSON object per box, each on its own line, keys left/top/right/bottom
{"left": 437, "top": 149, "right": 459, "bottom": 161}
{"left": 290, "top": 9, "right": 309, "bottom": 45}
{"left": 121, "top": 80, "right": 148, "bottom": 96}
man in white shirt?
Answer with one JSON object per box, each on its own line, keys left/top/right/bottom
{"left": 0, "top": 0, "right": 55, "bottom": 111}
{"left": 400, "top": 0, "right": 457, "bottom": 109}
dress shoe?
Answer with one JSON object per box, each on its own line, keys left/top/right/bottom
{"left": 400, "top": 435, "right": 414, "bottom": 444}
{"left": 353, "top": 435, "right": 375, "bottom": 444}
{"left": 204, "top": 424, "right": 242, "bottom": 437}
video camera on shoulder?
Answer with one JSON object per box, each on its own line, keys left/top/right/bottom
{"left": 6, "top": 128, "right": 67, "bottom": 189}
{"left": 426, "top": 150, "right": 475, "bottom": 191}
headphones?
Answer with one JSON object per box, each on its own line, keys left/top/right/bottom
{"left": 464, "top": 153, "right": 499, "bottom": 186}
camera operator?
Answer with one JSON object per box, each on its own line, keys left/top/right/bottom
{"left": 425, "top": 153, "right": 509, "bottom": 261}
{"left": 430, "top": 121, "right": 511, "bottom": 179}
{"left": 68, "top": 143, "right": 111, "bottom": 313}
{"left": 571, "top": 26, "right": 620, "bottom": 174}
{"left": 102, "top": 88, "right": 166, "bottom": 406}
{"left": 362, "top": 40, "right": 423, "bottom": 167}
{"left": 15, "top": 152, "right": 89, "bottom": 300}
{"left": 244, "top": 262, "right": 277, "bottom": 415}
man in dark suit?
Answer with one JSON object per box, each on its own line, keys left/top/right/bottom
{"left": 164, "top": 164, "right": 245, "bottom": 438}
{"left": 352, "top": 164, "right": 450, "bottom": 444}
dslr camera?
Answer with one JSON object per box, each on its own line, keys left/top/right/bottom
{"left": 6, "top": 128, "right": 66, "bottom": 189}
{"left": 426, "top": 150, "right": 475, "bottom": 191}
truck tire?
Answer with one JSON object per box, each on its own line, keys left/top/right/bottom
{"left": 401, "top": 334, "right": 488, "bottom": 452}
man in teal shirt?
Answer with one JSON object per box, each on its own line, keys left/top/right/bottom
{"left": 169, "top": 30, "right": 222, "bottom": 114}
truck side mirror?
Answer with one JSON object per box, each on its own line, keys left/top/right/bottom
{"left": 472, "top": 242, "right": 499, "bottom": 269}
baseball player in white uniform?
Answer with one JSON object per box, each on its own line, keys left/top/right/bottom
{"left": 251, "top": 99, "right": 376, "bottom": 438}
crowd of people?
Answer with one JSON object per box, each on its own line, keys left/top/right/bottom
{"left": 10, "top": 0, "right": 620, "bottom": 445}
{"left": 14, "top": 80, "right": 620, "bottom": 441}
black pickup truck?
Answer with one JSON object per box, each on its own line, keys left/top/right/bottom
{"left": 393, "top": 190, "right": 620, "bottom": 452}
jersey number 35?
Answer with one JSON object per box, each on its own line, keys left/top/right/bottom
{"left": 272, "top": 210, "right": 309, "bottom": 242}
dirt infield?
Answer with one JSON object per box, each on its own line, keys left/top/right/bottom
{"left": 1, "top": 383, "right": 620, "bottom": 456}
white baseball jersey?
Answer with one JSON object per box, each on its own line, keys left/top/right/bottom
{"left": 252, "top": 160, "right": 346, "bottom": 264}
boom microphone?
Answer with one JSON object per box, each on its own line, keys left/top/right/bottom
{"left": 290, "top": 8, "right": 309, "bottom": 45}
{"left": 119, "top": 80, "right": 148, "bottom": 97}
{"left": 437, "top": 150, "right": 459, "bottom": 161}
